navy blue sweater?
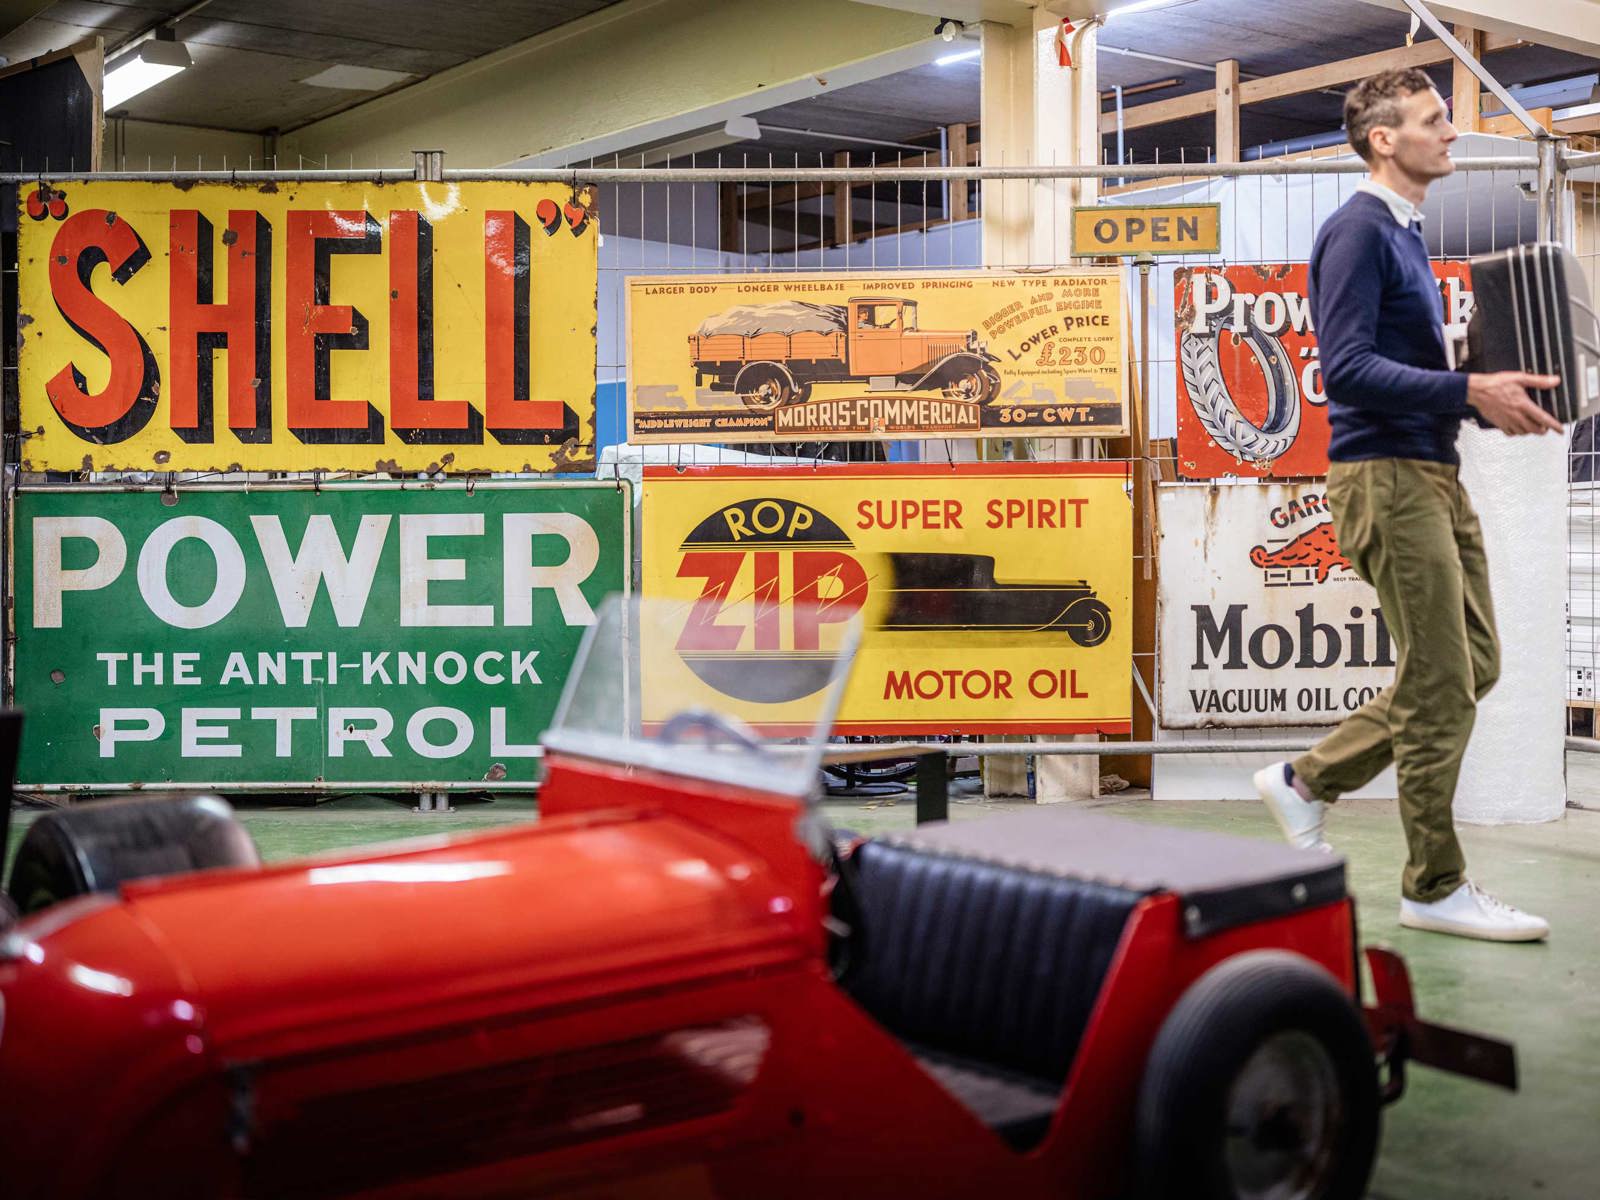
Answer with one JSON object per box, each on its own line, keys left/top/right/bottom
{"left": 1308, "top": 190, "right": 1471, "bottom": 464}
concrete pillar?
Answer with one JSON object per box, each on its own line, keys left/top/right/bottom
{"left": 977, "top": 10, "right": 1099, "bottom": 802}
{"left": 979, "top": 13, "right": 1098, "bottom": 268}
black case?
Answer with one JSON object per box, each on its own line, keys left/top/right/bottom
{"left": 1464, "top": 242, "right": 1600, "bottom": 423}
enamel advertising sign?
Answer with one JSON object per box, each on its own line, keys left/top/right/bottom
{"left": 628, "top": 271, "right": 1128, "bottom": 443}
{"left": 11, "top": 482, "right": 629, "bottom": 790}
{"left": 641, "top": 463, "right": 1132, "bottom": 735}
{"left": 1158, "top": 482, "right": 1393, "bottom": 728}
{"left": 17, "top": 181, "right": 598, "bottom": 472}
{"left": 1174, "top": 261, "right": 1473, "bottom": 479}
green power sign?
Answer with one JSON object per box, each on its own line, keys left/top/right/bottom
{"left": 11, "top": 482, "right": 629, "bottom": 791}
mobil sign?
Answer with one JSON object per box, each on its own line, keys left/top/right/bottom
{"left": 1158, "top": 482, "right": 1393, "bottom": 728}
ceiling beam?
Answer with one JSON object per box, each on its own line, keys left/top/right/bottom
{"left": 1100, "top": 31, "right": 1522, "bottom": 134}
{"left": 1356, "top": 0, "right": 1600, "bottom": 60}
{"left": 283, "top": 0, "right": 935, "bottom": 169}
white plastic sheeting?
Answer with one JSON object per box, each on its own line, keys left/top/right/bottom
{"left": 1569, "top": 484, "right": 1600, "bottom": 704}
{"left": 1455, "top": 425, "right": 1569, "bottom": 824}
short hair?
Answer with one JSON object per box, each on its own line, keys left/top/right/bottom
{"left": 1344, "top": 68, "right": 1437, "bottom": 162}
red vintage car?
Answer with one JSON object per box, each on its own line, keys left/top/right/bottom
{"left": 0, "top": 599, "right": 1511, "bottom": 1199}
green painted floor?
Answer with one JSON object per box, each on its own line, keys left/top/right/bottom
{"left": 5, "top": 783, "right": 1597, "bottom": 1199}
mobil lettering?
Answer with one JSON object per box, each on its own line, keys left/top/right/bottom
{"left": 674, "top": 497, "right": 867, "bottom": 703}
{"left": 1191, "top": 602, "right": 1394, "bottom": 671}
{"left": 35, "top": 197, "right": 589, "bottom": 447}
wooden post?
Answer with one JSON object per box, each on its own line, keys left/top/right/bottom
{"left": 1215, "top": 59, "right": 1240, "bottom": 164}
{"left": 831, "top": 150, "right": 851, "bottom": 248}
{"left": 719, "top": 182, "right": 740, "bottom": 255}
{"left": 948, "top": 122, "right": 969, "bottom": 223}
{"left": 1452, "top": 25, "right": 1484, "bottom": 133}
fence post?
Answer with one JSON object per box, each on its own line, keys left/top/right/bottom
{"left": 915, "top": 752, "right": 949, "bottom": 825}
{"left": 413, "top": 149, "right": 444, "bottom": 182}
{"left": 1536, "top": 136, "right": 1565, "bottom": 244}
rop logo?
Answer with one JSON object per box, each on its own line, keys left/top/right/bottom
{"left": 674, "top": 497, "right": 868, "bottom": 703}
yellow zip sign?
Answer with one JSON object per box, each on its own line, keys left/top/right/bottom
{"left": 1071, "top": 203, "right": 1221, "bottom": 257}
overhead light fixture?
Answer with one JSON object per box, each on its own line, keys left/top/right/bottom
{"left": 103, "top": 37, "right": 192, "bottom": 108}
{"left": 1105, "top": 0, "right": 1189, "bottom": 19}
{"left": 301, "top": 64, "right": 414, "bottom": 92}
{"left": 936, "top": 48, "right": 981, "bottom": 67}
{"left": 723, "top": 116, "right": 762, "bottom": 141}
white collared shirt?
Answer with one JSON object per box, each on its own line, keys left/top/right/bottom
{"left": 1355, "top": 178, "right": 1423, "bottom": 228}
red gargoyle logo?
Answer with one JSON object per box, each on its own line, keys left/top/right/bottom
{"left": 1249, "top": 521, "right": 1352, "bottom": 583}
{"left": 24, "top": 185, "right": 67, "bottom": 221}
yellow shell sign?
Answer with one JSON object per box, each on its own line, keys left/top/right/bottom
{"left": 16, "top": 181, "right": 598, "bottom": 472}
{"left": 641, "top": 463, "right": 1133, "bottom": 735}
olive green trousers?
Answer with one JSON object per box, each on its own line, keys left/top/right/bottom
{"left": 1292, "top": 459, "right": 1500, "bottom": 903}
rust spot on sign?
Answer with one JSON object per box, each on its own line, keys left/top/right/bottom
{"left": 548, "top": 437, "right": 593, "bottom": 474}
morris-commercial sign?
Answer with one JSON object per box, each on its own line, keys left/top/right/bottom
{"left": 1158, "top": 482, "right": 1392, "bottom": 728}
{"left": 11, "top": 482, "right": 628, "bottom": 790}
{"left": 641, "top": 463, "right": 1132, "bottom": 735}
{"left": 1174, "top": 262, "right": 1473, "bottom": 479}
{"left": 628, "top": 271, "right": 1127, "bottom": 443}
{"left": 17, "top": 181, "right": 598, "bottom": 473}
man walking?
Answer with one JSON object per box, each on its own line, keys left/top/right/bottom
{"left": 1253, "top": 67, "right": 1560, "bottom": 942}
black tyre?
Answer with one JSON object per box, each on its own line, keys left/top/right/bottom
{"left": 7, "top": 793, "right": 260, "bottom": 915}
{"left": 940, "top": 367, "right": 994, "bottom": 404}
{"left": 1065, "top": 597, "right": 1112, "bottom": 647}
{"left": 737, "top": 366, "right": 795, "bottom": 411}
{"left": 1134, "top": 950, "right": 1380, "bottom": 1200}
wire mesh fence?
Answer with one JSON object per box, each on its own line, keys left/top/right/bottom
{"left": 0, "top": 141, "right": 1578, "bottom": 754}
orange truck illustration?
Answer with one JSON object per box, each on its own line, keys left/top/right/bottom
{"left": 688, "top": 296, "right": 1003, "bottom": 411}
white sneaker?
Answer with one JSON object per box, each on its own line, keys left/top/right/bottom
{"left": 1252, "top": 762, "right": 1330, "bottom": 853}
{"left": 1399, "top": 881, "right": 1550, "bottom": 943}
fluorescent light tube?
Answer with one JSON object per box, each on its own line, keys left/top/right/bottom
{"left": 104, "top": 39, "right": 192, "bottom": 108}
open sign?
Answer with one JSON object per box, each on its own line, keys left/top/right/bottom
{"left": 1071, "top": 203, "right": 1221, "bottom": 258}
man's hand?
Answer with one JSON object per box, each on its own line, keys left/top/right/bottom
{"left": 1466, "top": 371, "right": 1564, "bottom": 435}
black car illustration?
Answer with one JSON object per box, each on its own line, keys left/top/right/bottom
{"left": 880, "top": 553, "right": 1113, "bottom": 647}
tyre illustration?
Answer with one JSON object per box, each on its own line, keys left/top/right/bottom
{"left": 1065, "top": 597, "right": 1112, "bottom": 647}
{"left": 1134, "top": 951, "right": 1381, "bottom": 1200}
{"left": 737, "top": 365, "right": 796, "bottom": 411}
{"left": 1180, "top": 313, "right": 1301, "bottom": 464}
